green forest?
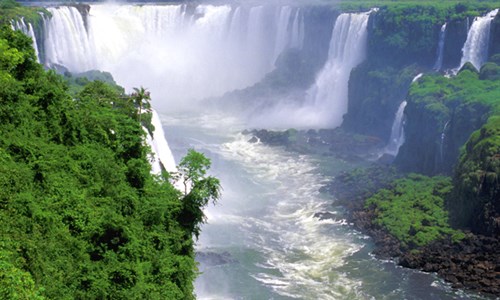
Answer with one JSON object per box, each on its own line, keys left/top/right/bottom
{"left": 0, "top": 23, "right": 220, "bottom": 299}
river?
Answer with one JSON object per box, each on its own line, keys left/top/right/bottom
{"left": 159, "top": 112, "right": 484, "bottom": 300}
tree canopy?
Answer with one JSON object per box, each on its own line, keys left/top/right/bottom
{"left": 0, "top": 25, "right": 219, "bottom": 299}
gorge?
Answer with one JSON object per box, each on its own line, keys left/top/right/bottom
{"left": 5, "top": 1, "right": 500, "bottom": 299}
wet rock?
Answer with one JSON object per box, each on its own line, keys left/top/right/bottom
{"left": 313, "top": 211, "right": 336, "bottom": 220}
{"left": 196, "top": 251, "right": 237, "bottom": 266}
{"left": 396, "top": 234, "right": 500, "bottom": 295}
{"left": 248, "top": 136, "right": 259, "bottom": 143}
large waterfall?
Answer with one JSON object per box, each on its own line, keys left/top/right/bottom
{"left": 458, "top": 9, "right": 499, "bottom": 71}
{"left": 304, "top": 11, "right": 370, "bottom": 128}
{"left": 42, "top": 4, "right": 304, "bottom": 111}
{"left": 251, "top": 10, "right": 371, "bottom": 129}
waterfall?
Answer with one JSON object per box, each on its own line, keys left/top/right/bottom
{"left": 433, "top": 23, "right": 447, "bottom": 71}
{"left": 385, "top": 101, "right": 407, "bottom": 156}
{"left": 304, "top": 11, "right": 371, "bottom": 128}
{"left": 458, "top": 9, "right": 499, "bottom": 71}
{"left": 289, "top": 8, "right": 305, "bottom": 50}
{"left": 44, "top": 6, "right": 95, "bottom": 71}
{"left": 384, "top": 73, "right": 422, "bottom": 156}
{"left": 42, "top": 4, "right": 304, "bottom": 110}
{"left": 412, "top": 73, "right": 423, "bottom": 83}
{"left": 440, "top": 120, "right": 450, "bottom": 164}
{"left": 272, "top": 6, "right": 293, "bottom": 62}
{"left": 272, "top": 7, "right": 304, "bottom": 63}
{"left": 11, "top": 17, "right": 40, "bottom": 62}
{"left": 147, "top": 110, "right": 177, "bottom": 175}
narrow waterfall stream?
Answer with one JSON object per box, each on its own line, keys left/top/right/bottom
{"left": 433, "top": 23, "right": 447, "bottom": 72}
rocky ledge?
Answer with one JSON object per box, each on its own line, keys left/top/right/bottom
{"left": 244, "top": 128, "right": 384, "bottom": 162}
{"left": 400, "top": 235, "right": 500, "bottom": 295}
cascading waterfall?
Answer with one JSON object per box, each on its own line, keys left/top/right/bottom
{"left": 272, "top": 7, "right": 304, "bottom": 63}
{"left": 146, "top": 110, "right": 178, "bottom": 175}
{"left": 44, "top": 6, "right": 95, "bottom": 71}
{"left": 272, "top": 6, "right": 293, "bottom": 62}
{"left": 304, "top": 11, "right": 370, "bottom": 128}
{"left": 383, "top": 73, "right": 422, "bottom": 156}
{"left": 385, "top": 101, "right": 407, "bottom": 156}
{"left": 246, "top": 10, "right": 370, "bottom": 129}
{"left": 433, "top": 23, "right": 447, "bottom": 71}
{"left": 458, "top": 9, "right": 499, "bottom": 71}
{"left": 289, "top": 8, "right": 305, "bottom": 49}
{"left": 42, "top": 4, "right": 305, "bottom": 111}
{"left": 11, "top": 17, "right": 39, "bottom": 61}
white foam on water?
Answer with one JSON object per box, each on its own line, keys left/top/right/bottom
{"left": 212, "top": 133, "right": 364, "bottom": 299}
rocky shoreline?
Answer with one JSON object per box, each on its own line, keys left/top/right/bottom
{"left": 353, "top": 206, "right": 500, "bottom": 296}
{"left": 332, "top": 167, "right": 500, "bottom": 297}
{"left": 246, "top": 128, "right": 500, "bottom": 297}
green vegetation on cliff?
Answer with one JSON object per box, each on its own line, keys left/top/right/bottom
{"left": 365, "top": 174, "right": 464, "bottom": 248}
{"left": 344, "top": 2, "right": 499, "bottom": 146}
{"left": 0, "top": 26, "right": 219, "bottom": 299}
{"left": 452, "top": 112, "right": 500, "bottom": 235}
{"left": 0, "top": 0, "right": 47, "bottom": 26}
{"left": 396, "top": 66, "right": 498, "bottom": 175}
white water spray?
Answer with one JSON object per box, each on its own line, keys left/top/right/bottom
{"left": 43, "top": 4, "right": 304, "bottom": 111}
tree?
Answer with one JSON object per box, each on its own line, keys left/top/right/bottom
{"left": 131, "top": 86, "right": 151, "bottom": 123}
{"left": 176, "top": 149, "right": 221, "bottom": 239}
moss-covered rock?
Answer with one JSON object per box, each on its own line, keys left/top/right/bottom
{"left": 451, "top": 116, "right": 500, "bottom": 235}
{"left": 479, "top": 62, "right": 500, "bottom": 80}
{"left": 343, "top": 62, "right": 418, "bottom": 141}
{"left": 395, "top": 69, "right": 497, "bottom": 175}
{"left": 368, "top": 5, "right": 448, "bottom": 67}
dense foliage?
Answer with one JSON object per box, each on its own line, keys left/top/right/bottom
{"left": 452, "top": 107, "right": 500, "bottom": 235}
{"left": 0, "top": 0, "right": 46, "bottom": 26}
{"left": 0, "top": 26, "right": 219, "bottom": 299}
{"left": 365, "top": 174, "right": 464, "bottom": 248}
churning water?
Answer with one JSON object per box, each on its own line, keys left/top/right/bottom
{"left": 161, "top": 112, "right": 487, "bottom": 300}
